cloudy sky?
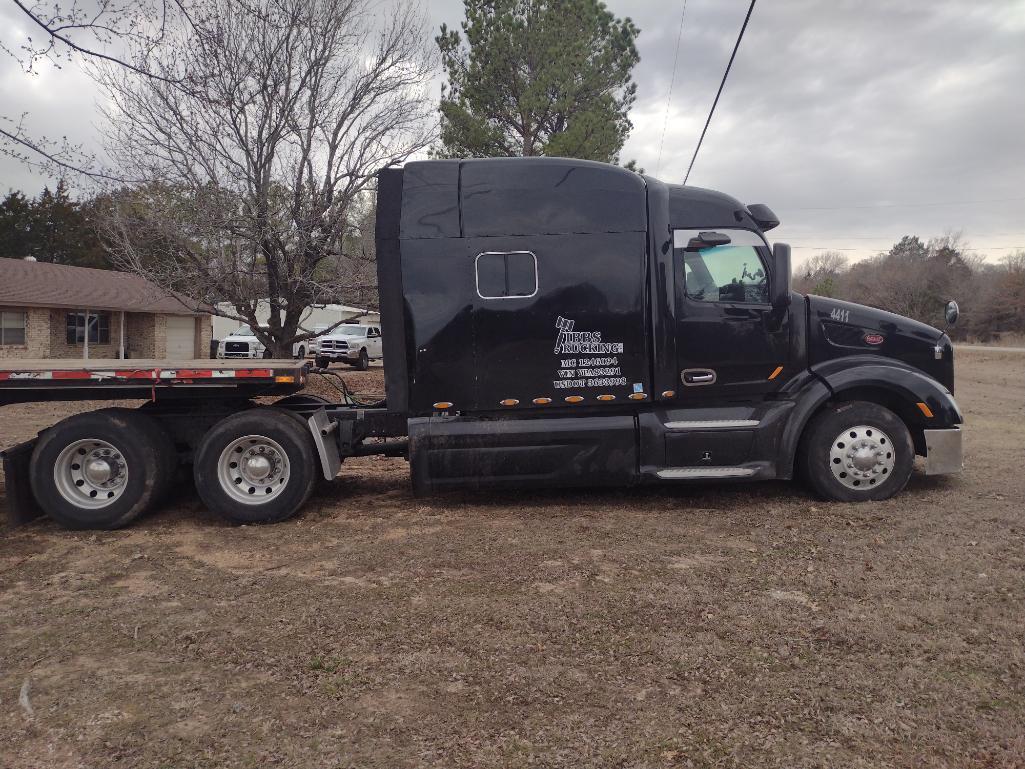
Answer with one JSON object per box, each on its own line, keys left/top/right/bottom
{"left": 2, "top": 0, "right": 1024, "bottom": 263}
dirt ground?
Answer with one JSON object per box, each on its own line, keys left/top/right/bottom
{"left": 1, "top": 351, "right": 1023, "bottom": 768}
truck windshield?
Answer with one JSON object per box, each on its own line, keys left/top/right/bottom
{"left": 674, "top": 229, "right": 769, "bottom": 304}
{"left": 231, "top": 325, "right": 254, "bottom": 336}
{"left": 337, "top": 325, "right": 367, "bottom": 336}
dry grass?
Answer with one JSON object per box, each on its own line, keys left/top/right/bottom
{"left": 1, "top": 351, "right": 1023, "bottom": 768}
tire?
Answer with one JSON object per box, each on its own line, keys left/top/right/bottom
{"left": 30, "top": 409, "right": 173, "bottom": 529}
{"left": 315, "top": 356, "right": 330, "bottom": 369}
{"left": 354, "top": 348, "right": 369, "bottom": 371}
{"left": 273, "top": 401, "right": 339, "bottom": 491}
{"left": 193, "top": 407, "right": 318, "bottom": 524}
{"left": 296, "top": 346, "right": 306, "bottom": 360}
{"left": 262, "top": 348, "right": 273, "bottom": 359}
{"left": 797, "top": 400, "right": 914, "bottom": 502}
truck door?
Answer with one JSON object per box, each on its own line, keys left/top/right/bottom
{"left": 673, "top": 229, "right": 790, "bottom": 399}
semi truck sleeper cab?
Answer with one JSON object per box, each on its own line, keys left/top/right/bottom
{"left": 0, "top": 157, "right": 963, "bottom": 529}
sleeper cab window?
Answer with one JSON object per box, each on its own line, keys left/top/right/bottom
{"left": 475, "top": 251, "right": 538, "bottom": 299}
{"left": 673, "top": 229, "right": 770, "bottom": 305}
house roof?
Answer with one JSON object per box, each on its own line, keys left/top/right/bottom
{"left": 0, "top": 258, "right": 207, "bottom": 316}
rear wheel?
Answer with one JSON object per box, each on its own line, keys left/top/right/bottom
{"left": 798, "top": 401, "right": 914, "bottom": 502}
{"left": 193, "top": 407, "right": 318, "bottom": 524}
{"left": 295, "top": 345, "right": 306, "bottom": 360}
{"left": 30, "top": 409, "right": 175, "bottom": 529}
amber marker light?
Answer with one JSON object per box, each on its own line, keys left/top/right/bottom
{"left": 628, "top": 393, "right": 647, "bottom": 400}
{"left": 916, "top": 401, "right": 935, "bottom": 418}
{"left": 433, "top": 401, "right": 453, "bottom": 410}
{"left": 768, "top": 366, "right": 784, "bottom": 380}
{"left": 661, "top": 390, "right": 676, "bottom": 399}
{"left": 275, "top": 375, "right": 295, "bottom": 383}
{"left": 532, "top": 397, "right": 552, "bottom": 405}
{"left": 499, "top": 399, "right": 519, "bottom": 406}
{"left": 565, "top": 395, "right": 584, "bottom": 403}
{"left": 596, "top": 394, "right": 616, "bottom": 401}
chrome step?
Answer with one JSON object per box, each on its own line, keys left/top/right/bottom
{"left": 663, "top": 419, "right": 759, "bottom": 429}
{"left": 657, "top": 466, "right": 757, "bottom": 479}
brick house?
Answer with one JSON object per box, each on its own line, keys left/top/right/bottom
{"left": 0, "top": 258, "right": 212, "bottom": 360}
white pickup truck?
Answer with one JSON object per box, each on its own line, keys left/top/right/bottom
{"left": 216, "top": 325, "right": 309, "bottom": 360}
{"left": 313, "top": 323, "right": 382, "bottom": 370}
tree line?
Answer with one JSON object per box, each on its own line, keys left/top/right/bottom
{"left": 794, "top": 235, "right": 1025, "bottom": 341}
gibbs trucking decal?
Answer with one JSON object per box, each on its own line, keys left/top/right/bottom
{"left": 553, "top": 316, "right": 628, "bottom": 390}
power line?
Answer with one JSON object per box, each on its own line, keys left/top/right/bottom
{"left": 783, "top": 196, "right": 1025, "bottom": 211}
{"left": 655, "top": 0, "right": 689, "bottom": 178}
{"left": 789, "top": 245, "right": 1025, "bottom": 251}
{"left": 783, "top": 233, "right": 1025, "bottom": 240}
{"left": 683, "top": 0, "right": 757, "bottom": 185}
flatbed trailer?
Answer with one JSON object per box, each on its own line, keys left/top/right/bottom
{"left": 0, "top": 359, "right": 308, "bottom": 405}
{"left": 0, "top": 358, "right": 382, "bottom": 527}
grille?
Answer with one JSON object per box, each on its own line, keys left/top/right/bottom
{"left": 225, "top": 341, "right": 250, "bottom": 353}
{"left": 319, "top": 340, "right": 349, "bottom": 352}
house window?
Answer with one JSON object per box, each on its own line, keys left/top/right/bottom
{"left": 66, "top": 311, "right": 111, "bottom": 345}
{"left": 1, "top": 310, "right": 27, "bottom": 346}
{"left": 475, "top": 251, "right": 538, "bottom": 299}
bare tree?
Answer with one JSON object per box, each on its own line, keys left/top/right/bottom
{"left": 1, "top": 0, "right": 194, "bottom": 178}
{"left": 96, "top": 0, "right": 436, "bottom": 355}
{"left": 794, "top": 250, "right": 848, "bottom": 296}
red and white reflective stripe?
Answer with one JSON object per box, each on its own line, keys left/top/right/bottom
{"left": 0, "top": 367, "right": 279, "bottom": 382}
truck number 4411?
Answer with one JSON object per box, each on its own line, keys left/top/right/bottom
{"left": 830, "top": 307, "right": 850, "bottom": 323}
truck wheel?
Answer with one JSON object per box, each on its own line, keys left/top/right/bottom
{"left": 797, "top": 401, "right": 914, "bottom": 502}
{"left": 354, "top": 348, "right": 369, "bottom": 371}
{"left": 296, "top": 346, "right": 306, "bottom": 360}
{"left": 262, "top": 348, "right": 273, "bottom": 359}
{"left": 29, "top": 409, "right": 174, "bottom": 529}
{"left": 193, "top": 407, "right": 317, "bottom": 524}
{"left": 315, "top": 355, "right": 330, "bottom": 369}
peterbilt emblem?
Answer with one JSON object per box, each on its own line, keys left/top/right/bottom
{"left": 864, "top": 333, "right": 885, "bottom": 345}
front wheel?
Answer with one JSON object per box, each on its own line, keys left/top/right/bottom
{"left": 193, "top": 407, "right": 318, "bottom": 524}
{"left": 353, "top": 348, "right": 369, "bottom": 371}
{"left": 315, "top": 355, "right": 330, "bottom": 369}
{"left": 797, "top": 401, "right": 914, "bottom": 502}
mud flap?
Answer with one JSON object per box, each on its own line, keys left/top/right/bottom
{"left": 308, "top": 409, "right": 342, "bottom": 481}
{"left": 1, "top": 439, "right": 42, "bottom": 526}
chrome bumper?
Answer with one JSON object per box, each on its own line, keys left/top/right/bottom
{"left": 924, "top": 427, "right": 963, "bottom": 475}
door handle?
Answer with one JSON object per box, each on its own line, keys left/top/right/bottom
{"left": 682, "top": 368, "right": 717, "bottom": 386}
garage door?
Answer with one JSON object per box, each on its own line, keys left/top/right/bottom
{"left": 165, "top": 316, "right": 197, "bottom": 359}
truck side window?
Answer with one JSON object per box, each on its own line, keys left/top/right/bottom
{"left": 674, "top": 230, "right": 769, "bottom": 305}
{"left": 475, "top": 251, "right": 538, "bottom": 299}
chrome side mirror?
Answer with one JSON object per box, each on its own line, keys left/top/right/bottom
{"left": 944, "top": 299, "right": 960, "bottom": 327}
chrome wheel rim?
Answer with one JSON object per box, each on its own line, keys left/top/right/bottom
{"left": 217, "top": 435, "right": 290, "bottom": 505}
{"left": 54, "top": 439, "right": 129, "bottom": 509}
{"left": 829, "top": 424, "right": 896, "bottom": 490}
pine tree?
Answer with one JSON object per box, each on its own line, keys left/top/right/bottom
{"left": 437, "top": 0, "right": 640, "bottom": 163}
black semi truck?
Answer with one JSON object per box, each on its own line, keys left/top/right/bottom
{"left": 1, "top": 158, "right": 963, "bottom": 529}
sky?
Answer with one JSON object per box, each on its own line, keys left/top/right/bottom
{"left": 2, "top": 0, "right": 1024, "bottom": 263}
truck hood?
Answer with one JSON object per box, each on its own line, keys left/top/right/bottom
{"left": 224, "top": 335, "right": 260, "bottom": 344}
{"left": 320, "top": 333, "right": 366, "bottom": 342}
{"left": 806, "top": 295, "right": 954, "bottom": 391}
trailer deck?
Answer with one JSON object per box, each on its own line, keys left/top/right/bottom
{"left": 0, "top": 359, "right": 308, "bottom": 405}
